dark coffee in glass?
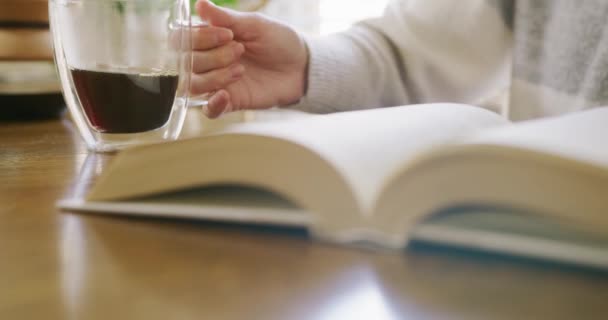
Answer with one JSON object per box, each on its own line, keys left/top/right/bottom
{"left": 71, "top": 68, "right": 179, "bottom": 133}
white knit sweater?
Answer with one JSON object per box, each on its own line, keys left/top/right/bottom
{"left": 293, "top": 0, "right": 608, "bottom": 121}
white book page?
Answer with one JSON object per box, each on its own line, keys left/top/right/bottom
{"left": 466, "top": 107, "right": 608, "bottom": 168}
{"left": 60, "top": 186, "right": 310, "bottom": 227}
{"left": 223, "top": 104, "right": 509, "bottom": 215}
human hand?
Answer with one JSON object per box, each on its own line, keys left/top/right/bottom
{"left": 192, "top": 0, "right": 309, "bottom": 118}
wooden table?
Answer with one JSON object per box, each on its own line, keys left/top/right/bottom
{"left": 1, "top": 111, "right": 608, "bottom": 320}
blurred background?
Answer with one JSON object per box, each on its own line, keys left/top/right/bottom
{"left": 259, "top": 0, "right": 390, "bottom": 35}
{"left": 208, "top": 0, "right": 390, "bottom": 35}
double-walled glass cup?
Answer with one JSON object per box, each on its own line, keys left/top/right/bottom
{"left": 50, "top": 0, "right": 191, "bottom": 152}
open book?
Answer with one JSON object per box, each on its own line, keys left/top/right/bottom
{"left": 60, "top": 104, "right": 608, "bottom": 269}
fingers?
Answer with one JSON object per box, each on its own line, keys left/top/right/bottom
{"left": 192, "top": 25, "right": 233, "bottom": 50}
{"left": 191, "top": 15, "right": 247, "bottom": 117}
{"left": 193, "top": 0, "right": 259, "bottom": 119}
{"left": 193, "top": 41, "right": 245, "bottom": 73}
{"left": 191, "top": 64, "right": 245, "bottom": 96}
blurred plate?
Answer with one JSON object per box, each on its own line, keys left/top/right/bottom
{"left": 0, "top": 61, "right": 65, "bottom": 120}
{"left": 0, "top": 60, "right": 60, "bottom": 95}
{"left": 0, "top": 28, "right": 53, "bottom": 61}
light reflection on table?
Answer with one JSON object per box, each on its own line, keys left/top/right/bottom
{"left": 60, "top": 215, "right": 86, "bottom": 319}
{"left": 313, "top": 266, "right": 402, "bottom": 320}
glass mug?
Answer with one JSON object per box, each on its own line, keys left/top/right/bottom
{"left": 49, "top": 0, "right": 192, "bottom": 152}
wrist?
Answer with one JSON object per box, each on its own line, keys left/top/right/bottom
{"left": 298, "top": 33, "right": 310, "bottom": 98}
{"left": 278, "top": 30, "right": 309, "bottom": 107}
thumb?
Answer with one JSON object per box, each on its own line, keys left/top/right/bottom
{"left": 196, "top": 0, "right": 238, "bottom": 28}
{"left": 196, "top": 0, "right": 258, "bottom": 36}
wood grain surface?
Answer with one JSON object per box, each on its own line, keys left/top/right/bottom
{"left": 1, "top": 111, "right": 608, "bottom": 320}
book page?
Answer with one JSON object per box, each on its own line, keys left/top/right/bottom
{"left": 224, "top": 104, "right": 508, "bottom": 215}
{"left": 466, "top": 107, "right": 608, "bottom": 168}
{"left": 61, "top": 186, "right": 311, "bottom": 228}
{"left": 412, "top": 208, "right": 608, "bottom": 270}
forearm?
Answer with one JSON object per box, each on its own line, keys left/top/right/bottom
{"left": 292, "top": 26, "right": 410, "bottom": 113}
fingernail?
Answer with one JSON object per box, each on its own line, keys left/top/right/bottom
{"left": 208, "top": 93, "right": 227, "bottom": 118}
{"left": 208, "top": 93, "right": 221, "bottom": 108}
{"left": 230, "top": 64, "right": 245, "bottom": 78}
{"left": 217, "top": 29, "right": 233, "bottom": 43}
{"left": 233, "top": 43, "right": 245, "bottom": 56}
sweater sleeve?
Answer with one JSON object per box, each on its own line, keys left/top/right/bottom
{"left": 291, "top": 0, "right": 514, "bottom": 115}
